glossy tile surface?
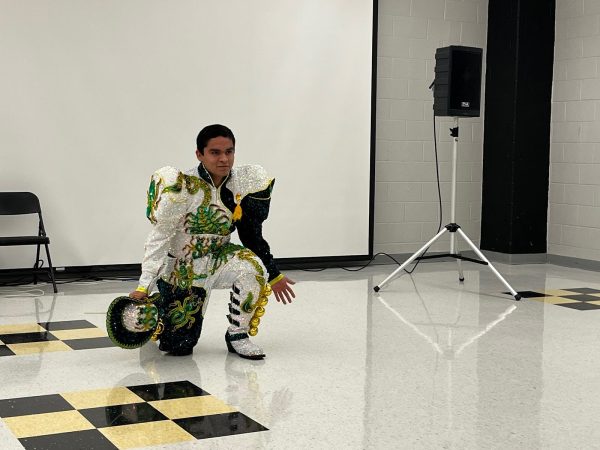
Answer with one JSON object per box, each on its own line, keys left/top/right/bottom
{"left": 1, "top": 263, "right": 600, "bottom": 448}
{"left": 0, "top": 320, "right": 113, "bottom": 356}
{"left": 149, "top": 396, "right": 236, "bottom": 419}
{"left": 4, "top": 410, "right": 94, "bottom": 438}
{"left": 19, "top": 429, "right": 117, "bottom": 450}
{"left": 513, "top": 288, "right": 600, "bottom": 309}
{"left": 61, "top": 387, "right": 145, "bottom": 409}
{"left": 0, "top": 381, "right": 265, "bottom": 449}
{"left": 99, "top": 421, "right": 195, "bottom": 449}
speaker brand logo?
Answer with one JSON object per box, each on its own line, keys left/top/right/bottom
{"left": 461, "top": 101, "right": 470, "bottom": 107}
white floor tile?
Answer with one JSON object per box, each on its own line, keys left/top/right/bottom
{"left": 0, "top": 262, "right": 600, "bottom": 449}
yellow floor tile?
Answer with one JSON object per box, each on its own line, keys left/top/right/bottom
{"left": 3, "top": 410, "right": 94, "bottom": 438}
{"left": 0, "top": 323, "right": 45, "bottom": 334}
{"left": 99, "top": 420, "right": 195, "bottom": 449}
{"left": 62, "top": 387, "right": 145, "bottom": 409}
{"left": 50, "top": 328, "right": 107, "bottom": 340}
{"left": 528, "top": 296, "right": 581, "bottom": 305}
{"left": 543, "top": 289, "right": 579, "bottom": 296}
{"left": 8, "top": 341, "right": 72, "bottom": 355}
{"left": 149, "top": 395, "right": 236, "bottom": 419}
{"left": 585, "top": 300, "right": 600, "bottom": 305}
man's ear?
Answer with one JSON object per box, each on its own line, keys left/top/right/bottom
{"left": 195, "top": 149, "right": 203, "bottom": 161}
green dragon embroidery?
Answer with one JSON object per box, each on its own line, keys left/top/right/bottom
{"left": 242, "top": 292, "right": 254, "bottom": 314}
{"left": 169, "top": 260, "right": 207, "bottom": 291}
{"left": 146, "top": 177, "right": 162, "bottom": 224}
{"left": 235, "top": 248, "right": 267, "bottom": 311}
{"left": 183, "top": 236, "right": 229, "bottom": 260}
{"left": 210, "top": 243, "right": 244, "bottom": 275}
{"left": 167, "top": 294, "right": 202, "bottom": 330}
{"left": 163, "top": 172, "right": 203, "bottom": 195}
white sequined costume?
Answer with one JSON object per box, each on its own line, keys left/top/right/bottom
{"left": 137, "top": 163, "right": 280, "bottom": 357}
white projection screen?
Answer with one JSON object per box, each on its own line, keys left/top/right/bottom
{"left": 0, "top": 0, "right": 375, "bottom": 270}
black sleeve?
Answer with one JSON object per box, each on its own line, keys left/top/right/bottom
{"left": 236, "top": 180, "right": 281, "bottom": 282}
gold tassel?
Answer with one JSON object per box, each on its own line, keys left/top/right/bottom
{"left": 232, "top": 193, "right": 243, "bottom": 221}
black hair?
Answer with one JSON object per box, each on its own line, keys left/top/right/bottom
{"left": 196, "top": 124, "right": 236, "bottom": 155}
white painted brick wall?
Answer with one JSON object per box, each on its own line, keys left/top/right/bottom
{"left": 374, "top": 0, "right": 487, "bottom": 255}
{"left": 549, "top": 0, "right": 600, "bottom": 260}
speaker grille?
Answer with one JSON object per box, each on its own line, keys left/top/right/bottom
{"left": 433, "top": 46, "right": 482, "bottom": 117}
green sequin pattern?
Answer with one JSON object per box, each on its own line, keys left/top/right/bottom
{"left": 169, "top": 260, "right": 208, "bottom": 291}
{"left": 167, "top": 294, "right": 202, "bottom": 331}
{"left": 235, "top": 248, "right": 267, "bottom": 311}
{"left": 163, "top": 172, "right": 203, "bottom": 195}
{"left": 146, "top": 178, "right": 162, "bottom": 224}
{"left": 241, "top": 291, "right": 254, "bottom": 314}
{"left": 185, "top": 204, "right": 231, "bottom": 236}
{"left": 210, "top": 242, "right": 245, "bottom": 275}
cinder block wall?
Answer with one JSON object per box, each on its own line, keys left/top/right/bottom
{"left": 549, "top": 0, "right": 600, "bottom": 262}
{"left": 374, "top": 0, "right": 489, "bottom": 256}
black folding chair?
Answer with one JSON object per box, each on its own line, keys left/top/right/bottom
{"left": 0, "top": 192, "right": 58, "bottom": 293}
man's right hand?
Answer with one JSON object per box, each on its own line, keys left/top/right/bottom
{"left": 129, "top": 290, "right": 148, "bottom": 301}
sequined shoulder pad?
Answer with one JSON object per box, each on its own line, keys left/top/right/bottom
{"left": 146, "top": 166, "right": 189, "bottom": 225}
{"left": 226, "top": 165, "right": 274, "bottom": 200}
{"left": 153, "top": 166, "right": 181, "bottom": 189}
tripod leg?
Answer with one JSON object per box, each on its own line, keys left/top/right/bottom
{"left": 457, "top": 259, "right": 465, "bottom": 282}
{"left": 451, "top": 232, "right": 465, "bottom": 282}
{"left": 374, "top": 228, "right": 448, "bottom": 292}
{"left": 455, "top": 228, "right": 521, "bottom": 301}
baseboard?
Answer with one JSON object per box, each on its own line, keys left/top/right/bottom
{"left": 3, "top": 252, "right": 598, "bottom": 284}
{"left": 477, "top": 250, "right": 548, "bottom": 265}
{"left": 547, "top": 254, "right": 600, "bottom": 272}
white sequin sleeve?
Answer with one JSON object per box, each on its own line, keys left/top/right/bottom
{"left": 137, "top": 166, "right": 188, "bottom": 290}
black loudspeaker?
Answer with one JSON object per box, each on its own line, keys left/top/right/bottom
{"left": 433, "top": 46, "right": 483, "bottom": 117}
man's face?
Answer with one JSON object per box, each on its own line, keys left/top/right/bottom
{"left": 196, "top": 136, "right": 235, "bottom": 181}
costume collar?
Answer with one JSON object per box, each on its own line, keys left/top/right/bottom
{"left": 197, "top": 162, "right": 231, "bottom": 188}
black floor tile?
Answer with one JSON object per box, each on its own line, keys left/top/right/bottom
{"left": 19, "top": 429, "right": 118, "bottom": 450}
{"left": 0, "top": 345, "right": 15, "bottom": 357}
{"left": 560, "top": 294, "right": 600, "bottom": 302}
{"left": 127, "top": 380, "right": 207, "bottom": 401}
{"left": 38, "top": 320, "right": 97, "bottom": 331}
{"left": 562, "top": 287, "right": 600, "bottom": 294}
{"left": 558, "top": 302, "right": 600, "bottom": 310}
{"left": 174, "top": 411, "right": 268, "bottom": 440}
{"left": 0, "top": 394, "right": 73, "bottom": 418}
{"left": 0, "top": 332, "right": 57, "bottom": 344}
{"left": 79, "top": 402, "right": 167, "bottom": 428}
{"left": 64, "top": 337, "right": 115, "bottom": 350}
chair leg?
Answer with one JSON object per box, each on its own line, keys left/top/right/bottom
{"left": 34, "top": 244, "right": 41, "bottom": 285}
{"left": 44, "top": 244, "right": 58, "bottom": 293}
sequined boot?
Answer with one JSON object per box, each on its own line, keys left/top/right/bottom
{"left": 225, "top": 286, "right": 265, "bottom": 360}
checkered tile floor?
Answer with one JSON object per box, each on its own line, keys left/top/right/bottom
{"left": 0, "top": 380, "right": 267, "bottom": 449}
{"left": 514, "top": 287, "right": 600, "bottom": 310}
{"left": 0, "top": 320, "right": 114, "bottom": 356}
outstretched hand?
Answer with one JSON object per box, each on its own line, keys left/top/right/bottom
{"left": 271, "top": 276, "right": 296, "bottom": 305}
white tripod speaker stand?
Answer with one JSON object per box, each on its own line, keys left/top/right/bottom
{"left": 373, "top": 117, "right": 521, "bottom": 301}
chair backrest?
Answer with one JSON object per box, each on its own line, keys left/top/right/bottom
{"left": 0, "top": 192, "right": 42, "bottom": 215}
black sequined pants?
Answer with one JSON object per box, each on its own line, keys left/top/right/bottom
{"left": 155, "top": 279, "right": 206, "bottom": 353}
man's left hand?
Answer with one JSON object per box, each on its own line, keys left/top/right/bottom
{"left": 272, "top": 276, "right": 296, "bottom": 305}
